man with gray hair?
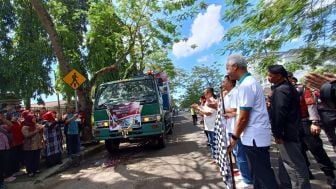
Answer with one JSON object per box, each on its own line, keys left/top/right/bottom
{"left": 226, "top": 54, "right": 278, "bottom": 189}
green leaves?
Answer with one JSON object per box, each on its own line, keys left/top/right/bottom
{"left": 222, "top": 0, "right": 336, "bottom": 74}
{"left": 177, "top": 63, "right": 224, "bottom": 109}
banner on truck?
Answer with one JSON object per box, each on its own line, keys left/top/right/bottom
{"left": 106, "top": 102, "right": 142, "bottom": 131}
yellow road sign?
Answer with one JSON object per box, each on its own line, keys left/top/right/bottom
{"left": 63, "top": 69, "right": 86, "bottom": 90}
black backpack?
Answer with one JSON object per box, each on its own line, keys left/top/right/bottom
{"left": 320, "top": 81, "right": 336, "bottom": 109}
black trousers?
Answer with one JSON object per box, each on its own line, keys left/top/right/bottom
{"left": 300, "top": 120, "right": 335, "bottom": 178}
{"left": 277, "top": 142, "right": 311, "bottom": 189}
{"left": 192, "top": 115, "right": 197, "bottom": 125}
{"left": 24, "top": 149, "right": 41, "bottom": 174}
{"left": 9, "top": 145, "right": 24, "bottom": 174}
{"left": 46, "top": 153, "right": 62, "bottom": 167}
{"left": 0, "top": 150, "right": 9, "bottom": 185}
{"left": 243, "top": 140, "right": 279, "bottom": 189}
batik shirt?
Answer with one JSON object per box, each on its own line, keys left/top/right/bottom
{"left": 44, "top": 121, "right": 63, "bottom": 156}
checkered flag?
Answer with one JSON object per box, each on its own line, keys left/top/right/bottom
{"left": 213, "top": 97, "right": 235, "bottom": 189}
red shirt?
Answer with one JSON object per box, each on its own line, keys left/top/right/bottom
{"left": 300, "top": 87, "right": 316, "bottom": 119}
{"left": 11, "top": 121, "right": 24, "bottom": 147}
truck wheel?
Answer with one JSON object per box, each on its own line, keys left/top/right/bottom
{"left": 157, "top": 134, "right": 166, "bottom": 149}
{"left": 105, "top": 139, "right": 120, "bottom": 153}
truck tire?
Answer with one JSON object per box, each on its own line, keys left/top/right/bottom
{"left": 157, "top": 133, "right": 166, "bottom": 149}
{"left": 105, "top": 139, "right": 120, "bottom": 153}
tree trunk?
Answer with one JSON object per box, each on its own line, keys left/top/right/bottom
{"left": 30, "top": 0, "right": 70, "bottom": 77}
{"left": 31, "top": 0, "right": 120, "bottom": 142}
{"left": 77, "top": 88, "right": 93, "bottom": 141}
{"left": 24, "top": 97, "right": 31, "bottom": 110}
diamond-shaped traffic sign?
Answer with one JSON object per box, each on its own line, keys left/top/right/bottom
{"left": 63, "top": 69, "right": 86, "bottom": 90}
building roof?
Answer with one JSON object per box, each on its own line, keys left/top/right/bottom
{"left": 31, "top": 100, "right": 67, "bottom": 108}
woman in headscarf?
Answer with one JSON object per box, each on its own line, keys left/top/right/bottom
{"left": 43, "top": 111, "right": 63, "bottom": 167}
{"left": 21, "top": 113, "right": 44, "bottom": 177}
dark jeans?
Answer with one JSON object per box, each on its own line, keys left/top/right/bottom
{"left": 0, "top": 150, "right": 9, "bottom": 185}
{"left": 243, "top": 140, "right": 279, "bottom": 189}
{"left": 192, "top": 115, "right": 197, "bottom": 125}
{"left": 67, "top": 134, "right": 80, "bottom": 157}
{"left": 229, "top": 133, "right": 252, "bottom": 184}
{"left": 278, "top": 142, "right": 310, "bottom": 189}
{"left": 10, "top": 145, "right": 24, "bottom": 174}
{"left": 24, "top": 149, "right": 41, "bottom": 174}
{"left": 206, "top": 131, "right": 215, "bottom": 159}
{"left": 300, "top": 120, "right": 335, "bottom": 178}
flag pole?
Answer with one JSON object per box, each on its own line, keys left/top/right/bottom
{"left": 219, "top": 87, "right": 236, "bottom": 189}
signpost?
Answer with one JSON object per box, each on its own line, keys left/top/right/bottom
{"left": 63, "top": 69, "right": 86, "bottom": 111}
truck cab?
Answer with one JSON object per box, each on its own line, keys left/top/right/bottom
{"left": 93, "top": 73, "right": 173, "bottom": 153}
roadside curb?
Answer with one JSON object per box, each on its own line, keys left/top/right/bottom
{"left": 7, "top": 142, "right": 105, "bottom": 187}
{"left": 35, "top": 142, "right": 105, "bottom": 181}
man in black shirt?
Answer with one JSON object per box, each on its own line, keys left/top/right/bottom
{"left": 267, "top": 65, "right": 310, "bottom": 189}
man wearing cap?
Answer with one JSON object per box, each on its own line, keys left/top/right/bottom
{"left": 267, "top": 65, "right": 310, "bottom": 189}
{"left": 226, "top": 54, "right": 278, "bottom": 189}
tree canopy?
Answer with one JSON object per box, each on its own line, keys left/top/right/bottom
{"left": 0, "top": 0, "right": 207, "bottom": 106}
{"left": 222, "top": 0, "right": 336, "bottom": 75}
{"left": 178, "top": 62, "right": 223, "bottom": 109}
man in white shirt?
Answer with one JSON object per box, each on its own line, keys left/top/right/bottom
{"left": 222, "top": 75, "right": 252, "bottom": 186}
{"left": 226, "top": 54, "right": 278, "bottom": 189}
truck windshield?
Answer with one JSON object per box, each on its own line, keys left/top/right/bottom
{"left": 95, "top": 79, "right": 158, "bottom": 109}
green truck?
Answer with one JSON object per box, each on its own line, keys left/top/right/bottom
{"left": 93, "top": 72, "right": 173, "bottom": 153}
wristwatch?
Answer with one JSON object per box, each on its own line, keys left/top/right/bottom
{"left": 231, "top": 134, "right": 239, "bottom": 141}
{"left": 312, "top": 120, "right": 320, "bottom": 125}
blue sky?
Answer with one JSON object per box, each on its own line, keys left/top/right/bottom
{"left": 170, "top": 0, "right": 228, "bottom": 73}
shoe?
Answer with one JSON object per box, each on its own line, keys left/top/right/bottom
{"left": 309, "top": 170, "right": 315, "bottom": 180}
{"left": 35, "top": 170, "right": 41, "bottom": 174}
{"left": 27, "top": 173, "right": 35, "bottom": 177}
{"left": 4, "top": 176, "right": 16, "bottom": 182}
{"left": 13, "top": 171, "right": 25, "bottom": 176}
{"left": 236, "top": 181, "right": 253, "bottom": 189}
{"left": 327, "top": 177, "right": 336, "bottom": 189}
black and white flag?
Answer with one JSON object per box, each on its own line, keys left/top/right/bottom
{"left": 213, "top": 97, "right": 234, "bottom": 189}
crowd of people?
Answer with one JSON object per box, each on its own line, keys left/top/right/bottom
{"left": 0, "top": 105, "right": 83, "bottom": 189}
{"left": 191, "top": 54, "right": 336, "bottom": 189}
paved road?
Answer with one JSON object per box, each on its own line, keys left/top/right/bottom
{"left": 9, "top": 113, "right": 335, "bottom": 189}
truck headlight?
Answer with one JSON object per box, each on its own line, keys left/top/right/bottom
{"left": 95, "top": 120, "right": 109, "bottom": 128}
{"left": 142, "top": 115, "right": 160, "bottom": 123}
{"left": 103, "top": 121, "right": 109, "bottom": 127}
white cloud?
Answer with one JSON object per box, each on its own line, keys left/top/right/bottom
{"left": 197, "top": 55, "right": 209, "bottom": 63}
{"left": 313, "top": 0, "right": 334, "bottom": 10}
{"left": 172, "top": 4, "right": 224, "bottom": 58}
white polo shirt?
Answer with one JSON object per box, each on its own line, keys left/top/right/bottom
{"left": 237, "top": 73, "right": 272, "bottom": 147}
{"left": 203, "top": 101, "right": 217, "bottom": 132}
{"left": 224, "top": 87, "right": 238, "bottom": 134}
